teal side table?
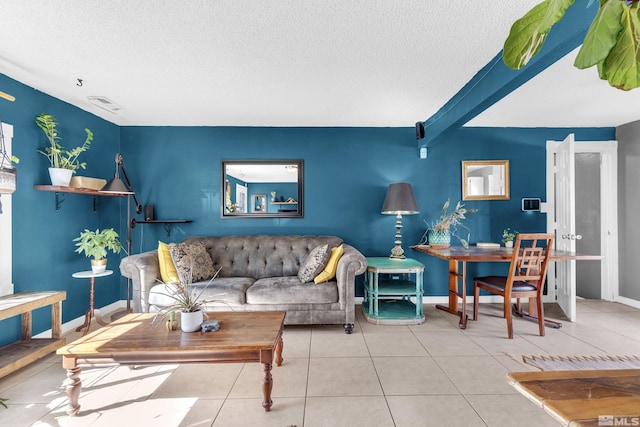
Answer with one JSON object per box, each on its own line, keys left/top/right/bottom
{"left": 362, "top": 257, "right": 425, "bottom": 325}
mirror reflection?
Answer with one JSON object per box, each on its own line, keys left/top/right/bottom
{"left": 222, "top": 160, "right": 303, "bottom": 218}
{"left": 462, "top": 160, "right": 510, "bottom": 200}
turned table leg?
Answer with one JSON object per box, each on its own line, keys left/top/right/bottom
{"left": 64, "top": 364, "right": 82, "bottom": 416}
{"left": 275, "top": 334, "right": 284, "bottom": 367}
{"left": 261, "top": 362, "right": 273, "bottom": 411}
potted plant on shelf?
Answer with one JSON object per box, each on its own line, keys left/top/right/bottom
{"left": 421, "top": 198, "right": 478, "bottom": 248}
{"left": 502, "top": 228, "right": 518, "bottom": 248}
{"left": 154, "top": 265, "right": 222, "bottom": 332}
{"left": 36, "top": 113, "right": 94, "bottom": 186}
{"left": 73, "top": 228, "right": 122, "bottom": 273}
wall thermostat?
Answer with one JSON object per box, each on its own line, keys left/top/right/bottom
{"left": 522, "top": 198, "right": 541, "bottom": 212}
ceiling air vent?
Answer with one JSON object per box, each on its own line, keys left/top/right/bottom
{"left": 87, "top": 96, "right": 122, "bottom": 114}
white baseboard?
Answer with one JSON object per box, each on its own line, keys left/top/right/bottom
{"left": 34, "top": 300, "right": 128, "bottom": 339}
{"left": 614, "top": 295, "right": 640, "bottom": 310}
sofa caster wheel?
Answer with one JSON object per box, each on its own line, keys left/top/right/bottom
{"left": 343, "top": 323, "right": 354, "bottom": 334}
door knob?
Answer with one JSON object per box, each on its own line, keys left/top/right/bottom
{"left": 561, "top": 234, "right": 583, "bottom": 240}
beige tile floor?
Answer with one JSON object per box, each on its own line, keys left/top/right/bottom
{"left": 1, "top": 300, "right": 639, "bottom": 427}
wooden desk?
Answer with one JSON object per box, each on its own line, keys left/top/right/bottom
{"left": 411, "top": 245, "right": 602, "bottom": 329}
{"left": 507, "top": 369, "right": 640, "bottom": 427}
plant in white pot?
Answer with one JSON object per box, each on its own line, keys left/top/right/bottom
{"left": 36, "top": 113, "right": 93, "bottom": 186}
{"left": 73, "top": 228, "right": 122, "bottom": 273}
{"left": 502, "top": 228, "right": 518, "bottom": 248}
{"left": 420, "top": 199, "right": 477, "bottom": 249}
{"left": 154, "top": 265, "right": 222, "bottom": 333}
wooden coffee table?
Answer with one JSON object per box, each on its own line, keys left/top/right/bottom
{"left": 56, "top": 311, "right": 285, "bottom": 416}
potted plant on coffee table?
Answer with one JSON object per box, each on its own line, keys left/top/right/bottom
{"left": 36, "top": 113, "right": 94, "bottom": 186}
{"left": 154, "top": 265, "right": 222, "bottom": 332}
{"left": 421, "top": 198, "right": 478, "bottom": 248}
{"left": 73, "top": 228, "right": 122, "bottom": 273}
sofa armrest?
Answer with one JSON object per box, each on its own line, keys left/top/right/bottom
{"left": 119, "top": 250, "right": 161, "bottom": 313}
{"left": 335, "top": 244, "right": 367, "bottom": 313}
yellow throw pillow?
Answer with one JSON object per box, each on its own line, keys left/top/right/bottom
{"left": 158, "top": 241, "right": 179, "bottom": 284}
{"left": 314, "top": 244, "right": 344, "bottom": 284}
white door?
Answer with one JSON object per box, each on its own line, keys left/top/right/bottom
{"left": 555, "top": 133, "right": 577, "bottom": 321}
{"left": 235, "top": 184, "right": 247, "bottom": 213}
{"left": 546, "top": 136, "right": 618, "bottom": 321}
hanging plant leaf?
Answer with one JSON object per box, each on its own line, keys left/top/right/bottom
{"left": 603, "top": 2, "right": 640, "bottom": 90}
{"left": 503, "top": 0, "right": 576, "bottom": 70}
{"left": 574, "top": 0, "right": 625, "bottom": 69}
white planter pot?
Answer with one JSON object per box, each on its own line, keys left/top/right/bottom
{"left": 91, "top": 258, "right": 107, "bottom": 274}
{"left": 48, "top": 167, "right": 73, "bottom": 186}
{"left": 180, "top": 310, "right": 203, "bottom": 333}
{"left": 505, "top": 241, "right": 514, "bottom": 248}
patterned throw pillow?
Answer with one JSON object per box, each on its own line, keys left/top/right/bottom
{"left": 297, "top": 244, "right": 330, "bottom": 283}
{"left": 168, "top": 242, "right": 216, "bottom": 283}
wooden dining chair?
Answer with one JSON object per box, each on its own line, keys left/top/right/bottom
{"left": 472, "top": 233, "right": 554, "bottom": 339}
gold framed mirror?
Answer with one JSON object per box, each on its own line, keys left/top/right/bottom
{"left": 461, "top": 160, "right": 509, "bottom": 200}
{"left": 222, "top": 160, "right": 303, "bottom": 218}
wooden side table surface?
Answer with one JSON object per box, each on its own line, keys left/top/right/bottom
{"left": 507, "top": 369, "right": 640, "bottom": 426}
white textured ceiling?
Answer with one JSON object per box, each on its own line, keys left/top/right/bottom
{"left": 2, "top": 1, "right": 636, "bottom": 128}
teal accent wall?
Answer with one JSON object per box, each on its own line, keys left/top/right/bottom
{"left": 119, "top": 125, "right": 615, "bottom": 299}
{"left": 0, "top": 71, "right": 616, "bottom": 348}
{"left": 1, "top": 74, "right": 122, "bottom": 346}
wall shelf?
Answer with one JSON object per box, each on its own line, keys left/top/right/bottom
{"left": 272, "top": 201, "right": 298, "bottom": 205}
{"left": 34, "top": 185, "right": 129, "bottom": 211}
{"left": 131, "top": 219, "right": 192, "bottom": 236}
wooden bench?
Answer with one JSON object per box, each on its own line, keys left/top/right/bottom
{"left": 0, "top": 291, "right": 66, "bottom": 379}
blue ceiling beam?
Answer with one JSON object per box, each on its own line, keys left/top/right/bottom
{"left": 419, "top": 0, "right": 599, "bottom": 146}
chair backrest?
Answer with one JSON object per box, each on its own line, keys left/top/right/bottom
{"left": 506, "top": 233, "right": 555, "bottom": 294}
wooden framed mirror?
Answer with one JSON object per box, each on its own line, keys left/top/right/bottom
{"left": 462, "top": 160, "right": 510, "bottom": 200}
{"left": 222, "top": 160, "right": 303, "bottom": 218}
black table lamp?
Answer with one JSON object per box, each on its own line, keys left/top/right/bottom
{"left": 381, "top": 182, "right": 419, "bottom": 259}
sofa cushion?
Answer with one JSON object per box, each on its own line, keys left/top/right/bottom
{"left": 148, "top": 282, "right": 181, "bottom": 308}
{"left": 195, "top": 277, "right": 255, "bottom": 305}
{"left": 149, "top": 276, "right": 255, "bottom": 309}
{"left": 246, "top": 276, "right": 338, "bottom": 305}
{"left": 169, "top": 242, "right": 216, "bottom": 283}
{"left": 158, "top": 241, "right": 180, "bottom": 284}
{"left": 297, "top": 244, "right": 330, "bottom": 283}
{"left": 314, "top": 244, "right": 344, "bottom": 284}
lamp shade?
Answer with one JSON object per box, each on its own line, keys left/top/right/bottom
{"left": 381, "top": 183, "right": 419, "bottom": 215}
{"left": 100, "top": 177, "right": 133, "bottom": 194}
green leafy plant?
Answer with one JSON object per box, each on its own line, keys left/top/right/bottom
{"left": 503, "top": 0, "right": 640, "bottom": 90}
{"left": 36, "top": 113, "right": 93, "bottom": 172}
{"left": 73, "top": 228, "right": 122, "bottom": 260}
{"left": 502, "top": 228, "right": 518, "bottom": 243}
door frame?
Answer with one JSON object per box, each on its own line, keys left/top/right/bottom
{"left": 545, "top": 140, "right": 619, "bottom": 303}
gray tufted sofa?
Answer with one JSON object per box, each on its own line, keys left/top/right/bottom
{"left": 119, "top": 235, "right": 367, "bottom": 333}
